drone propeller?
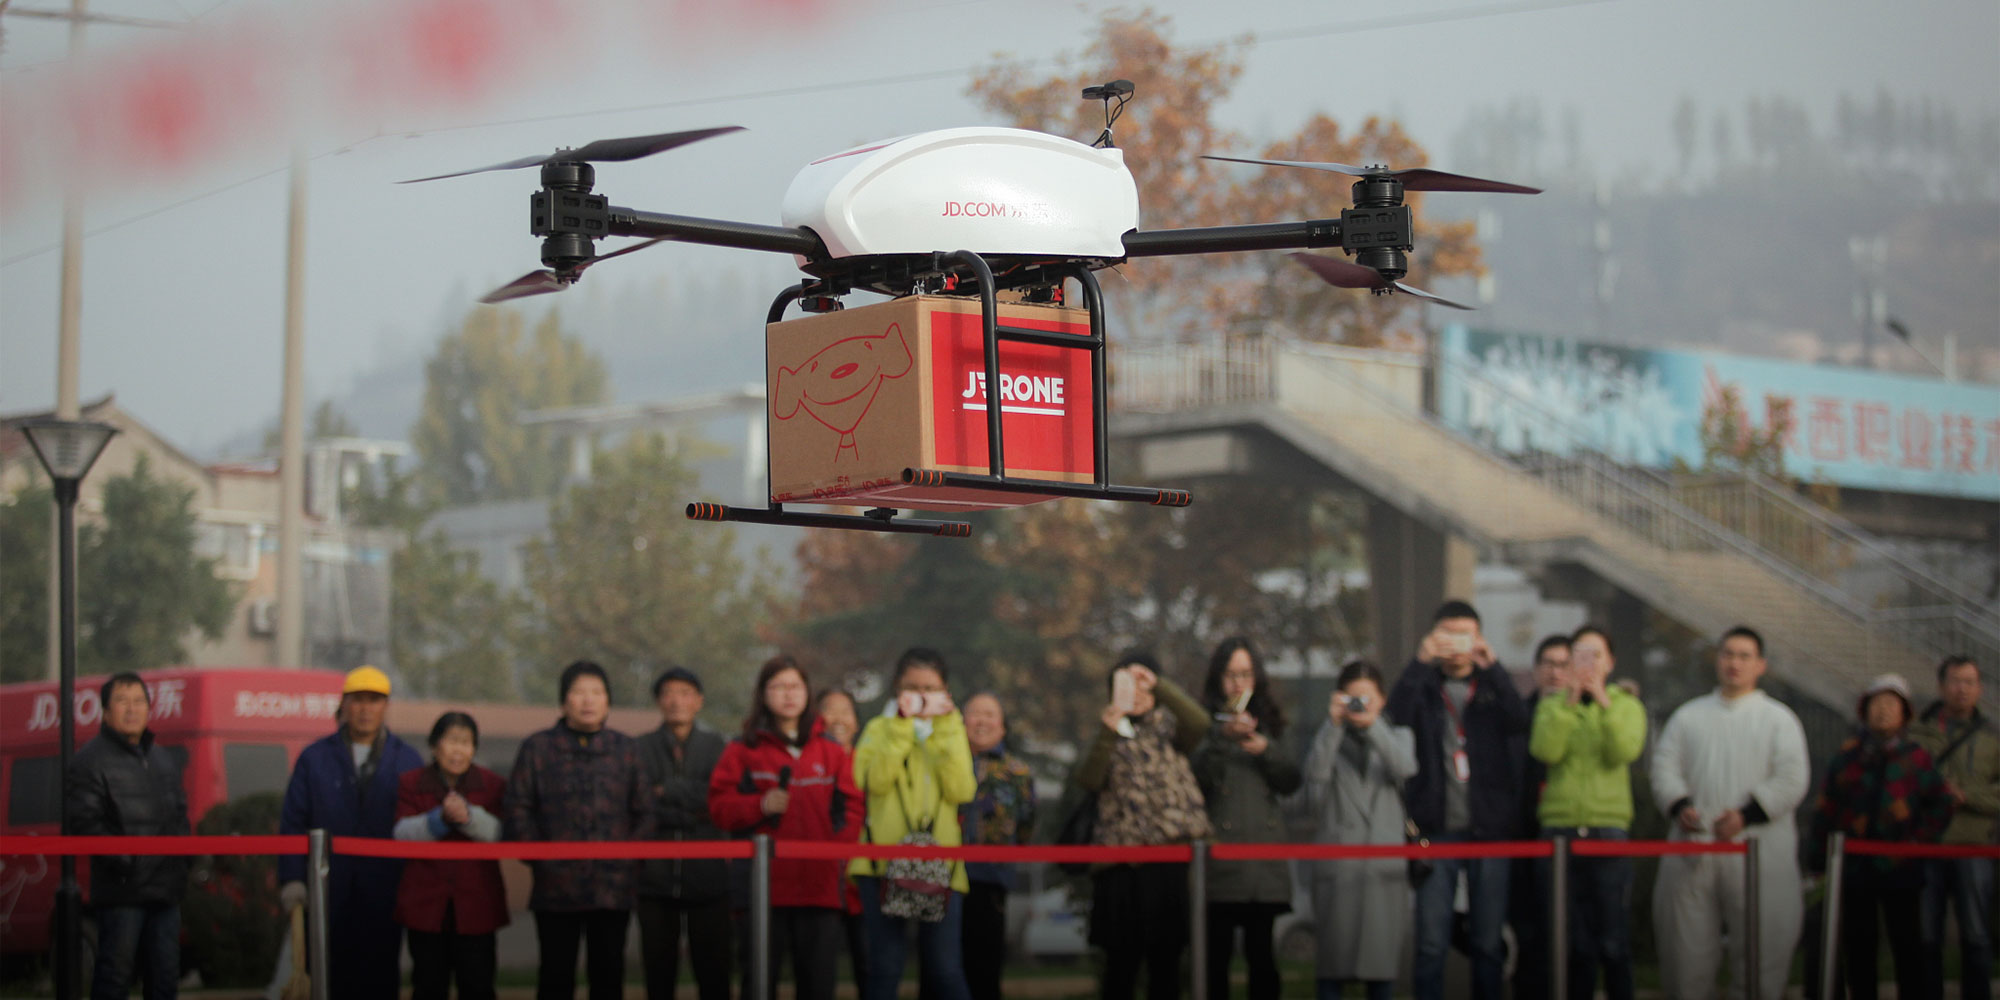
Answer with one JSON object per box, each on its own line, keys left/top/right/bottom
{"left": 1288, "top": 252, "right": 1471, "bottom": 311}
{"left": 479, "top": 239, "right": 667, "bottom": 304}
{"left": 402, "top": 126, "right": 745, "bottom": 183}
{"left": 1204, "top": 155, "right": 1540, "bottom": 195}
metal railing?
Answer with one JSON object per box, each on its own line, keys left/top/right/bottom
{"left": 1113, "top": 338, "right": 2000, "bottom": 674}
{"left": 1426, "top": 349, "right": 2000, "bottom": 668}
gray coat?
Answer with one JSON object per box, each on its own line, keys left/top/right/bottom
{"left": 1300, "top": 719, "right": 1418, "bottom": 981}
{"left": 1192, "top": 724, "right": 1303, "bottom": 905}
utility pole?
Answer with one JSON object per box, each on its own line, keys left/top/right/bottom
{"left": 276, "top": 143, "right": 308, "bottom": 667}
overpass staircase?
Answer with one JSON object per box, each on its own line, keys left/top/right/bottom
{"left": 1112, "top": 339, "right": 2000, "bottom": 713}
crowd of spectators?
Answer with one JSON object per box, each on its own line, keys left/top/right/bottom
{"left": 64, "top": 605, "right": 1996, "bottom": 1000}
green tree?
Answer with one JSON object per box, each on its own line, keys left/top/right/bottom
{"left": 521, "top": 435, "right": 774, "bottom": 719}
{"left": 1, "top": 457, "right": 237, "bottom": 679}
{"left": 0, "top": 483, "right": 54, "bottom": 681}
{"left": 412, "top": 307, "right": 609, "bottom": 506}
{"left": 390, "top": 530, "right": 524, "bottom": 701}
{"left": 79, "top": 455, "right": 237, "bottom": 672}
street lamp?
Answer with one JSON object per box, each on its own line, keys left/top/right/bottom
{"left": 19, "top": 416, "right": 118, "bottom": 1000}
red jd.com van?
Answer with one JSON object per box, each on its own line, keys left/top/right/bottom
{"left": 0, "top": 666, "right": 347, "bottom": 959}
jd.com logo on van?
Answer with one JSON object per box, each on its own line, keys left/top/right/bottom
{"left": 27, "top": 678, "right": 187, "bottom": 732}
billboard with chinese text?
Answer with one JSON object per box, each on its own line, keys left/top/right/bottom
{"left": 1436, "top": 325, "right": 2000, "bottom": 501}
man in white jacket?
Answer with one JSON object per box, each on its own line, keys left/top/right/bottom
{"left": 1650, "top": 625, "right": 1812, "bottom": 1000}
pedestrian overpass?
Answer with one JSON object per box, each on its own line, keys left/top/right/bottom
{"left": 1109, "top": 338, "right": 2000, "bottom": 717}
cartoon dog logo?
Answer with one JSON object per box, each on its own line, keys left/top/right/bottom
{"left": 773, "top": 322, "right": 914, "bottom": 461}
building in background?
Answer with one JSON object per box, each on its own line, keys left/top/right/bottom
{"left": 0, "top": 396, "right": 401, "bottom": 675}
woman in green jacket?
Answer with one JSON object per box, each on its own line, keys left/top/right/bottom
{"left": 849, "top": 648, "right": 976, "bottom": 1000}
{"left": 1076, "top": 650, "right": 1213, "bottom": 1000}
{"left": 1530, "top": 625, "right": 1647, "bottom": 1000}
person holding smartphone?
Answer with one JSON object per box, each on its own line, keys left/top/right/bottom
{"left": 1191, "top": 637, "right": 1301, "bottom": 1000}
{"left": 1530, "top": 625, "right": 1648, "bottom": 1000}
{"left": 849, "top": 648, "right": 977, "bottom": 1000}
{"left": 1074, "top": 650, "right": 1213, "bottom": 1000}
{"left": 1384, "top": 601, "right": 1530, "bottom": 1000}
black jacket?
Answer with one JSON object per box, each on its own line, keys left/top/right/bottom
{"left": 635, "top": 722, "right": 729, "bottom": 901}
{"left": 1385, "top": 659, "right": 1531, "bottom": 841}
{"left": 67, "top": 729, "right": 191, "bottom": 907}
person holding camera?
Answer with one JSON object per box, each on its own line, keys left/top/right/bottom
{"left": 849, "top": 648, "right": 977, "bottom": 1000}
{"left": 1384, "top": 600, "right": 1530, "bottom": 1000}
{"left": 1531, "top": 625, "right": 1647, "bottom": 1000}
{"left": 1190, "top": 637, "right": 1301, "bottom": 1000}
{"left": 1075, "top": 651, "right": 1212, "bottom": 1000}
{"left": 1301, "top": 660, "right": 1418, "bottom": 1000}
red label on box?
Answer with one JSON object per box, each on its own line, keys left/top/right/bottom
{"left": 929, "top": 310, "right": 1095, "bottom": 476}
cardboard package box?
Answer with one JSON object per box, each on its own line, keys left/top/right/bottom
{"left": 766, "top": 294, "right": 1096, "bottom": 512}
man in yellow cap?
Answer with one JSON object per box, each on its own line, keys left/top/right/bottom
{"left": 278, "top": 666, "right": 423, "bottom": 999}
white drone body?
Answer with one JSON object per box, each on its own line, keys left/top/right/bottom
{"left": 780, "top": 127, "right": 1140, "bottom": 262}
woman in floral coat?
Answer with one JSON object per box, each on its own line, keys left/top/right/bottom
{"left": 1805, "top": 672, "right": 1955, "bottom": 1000}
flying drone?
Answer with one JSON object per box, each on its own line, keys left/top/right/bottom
{"left": 407, "top": 82, "right": 1540, "bottom": 537}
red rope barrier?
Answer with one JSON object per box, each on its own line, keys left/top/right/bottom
{"left": 773, "top": 842, "right": 1194, "bottom": 863}
{"left": 1212, "top": 841, "right": 1552, "bottom": 861}
{"left": 330, "top": 838, "right": 754, "bottom": 861}
{"left": 1570, "top": 839, "right": 1747, "bottom": 858}
{"left": 18, "top": 834, "right": 1969, "bottom": 864}
{"left": 0, "top": 835, "right": 306, "bottom": 856}
{"left": 1842, "top": 840, "right": 2000, "bottom": 859}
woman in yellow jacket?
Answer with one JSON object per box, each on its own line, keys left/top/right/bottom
{"left": 850, "top": 647, "right": 977, "bottom": 1000}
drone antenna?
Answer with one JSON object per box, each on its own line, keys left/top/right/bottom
{"left": 1081, "top": 79, "right": 1134, "bottom": 149}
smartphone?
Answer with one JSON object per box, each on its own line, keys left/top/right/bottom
{"left": 1230, "top": 687, "right": 1253, "bottom": 713}
{"left": 1344, "top": 694, "right": 1369, "bottom": 714}
{"left": 1112, "top": 669, "right": 1137, "bottom": 714}
{"left": 921, "top": 691, "right": 952, "bottom": 716}
{"left": 1442, "top": 632, "right": 1474, "bottom": 655}
{"left": 897, "top": 691, "right": 925, "bottom": 718}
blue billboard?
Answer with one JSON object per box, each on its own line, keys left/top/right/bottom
{"left": 1436, "top": 325, "right": 2000, "bottom": 502}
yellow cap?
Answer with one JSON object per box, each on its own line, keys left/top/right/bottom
{"left": 342, "top": 665, "right": 392, "bottom": 696}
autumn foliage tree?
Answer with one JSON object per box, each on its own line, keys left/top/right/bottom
{"left": 969, "top": 9, "right": 1482, "bottom": 347}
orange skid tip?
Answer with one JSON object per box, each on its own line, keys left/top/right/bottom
{"left": 902, "top": 468, "right": 948, "bottom": 487}
{"left": 1152, "top": 489, "right": 1192, "bottom": 507}
{"left": 686, "top": 502, "right": 727, "bottom": 521}
{"left": 935, "top": 522, "right": 972, "bottom": 538}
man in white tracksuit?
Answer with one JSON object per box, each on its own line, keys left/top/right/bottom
{"left": 1650, "top": 625, "right": 1812, "bottom": 1000}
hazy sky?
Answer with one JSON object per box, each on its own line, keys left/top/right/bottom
{"left": 3, "top": 0, "right": 1995, "bottom": 455}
